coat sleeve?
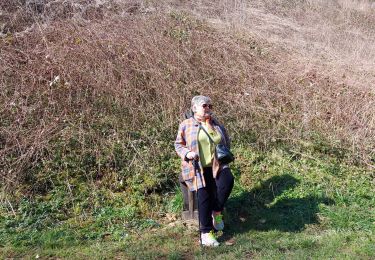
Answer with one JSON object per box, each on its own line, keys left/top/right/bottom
{"left": 221, "top": 124, "right": 231, "bottom": 149}
{"left": 212, "top": 117, "right": 231, "bottom": 149}
{"left": 174, "top": 122, "right": 190, "bottom": 160}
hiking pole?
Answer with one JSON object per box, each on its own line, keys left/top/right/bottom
{"left": 193, "top": 159, "right": 203, "bottom": 247}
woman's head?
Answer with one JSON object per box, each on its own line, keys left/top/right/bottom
{"left": 191, "top": 95, "right": 213, "bottom": 120}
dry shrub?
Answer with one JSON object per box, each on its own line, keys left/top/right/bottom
{"left": 0, "top": 0, "right": 147, "bottom": 35}
{"left": 181, "top": 0, "right": 375, "bottom": 85}
{"left": 180, "top": 0, "right": 375, "bottom": 161}
{"left": 0, "top": 7, "right": 261, "bottom": 197}
{"left": 0, "top": 0, "right": 374, "bottom": 201}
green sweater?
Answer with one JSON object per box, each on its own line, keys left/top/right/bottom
{"left": 198, "top": 122, "right": 222, "bottom": 167}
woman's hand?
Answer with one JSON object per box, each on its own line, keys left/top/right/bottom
{"left": 186, "top": 151, "right": 199, "bottom": 160}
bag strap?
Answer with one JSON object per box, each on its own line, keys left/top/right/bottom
{"left": 197, "top": 122, "right": 216, "bottom": 144}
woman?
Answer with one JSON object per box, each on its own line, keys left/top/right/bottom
{"left": 175, "top": 95, "right": 234, "bottom": 247}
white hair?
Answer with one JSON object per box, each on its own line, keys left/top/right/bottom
{"left": 191, "top": 95, "right": 211, "bottom": 112}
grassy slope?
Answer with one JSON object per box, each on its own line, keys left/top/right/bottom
{"left": 1, "top": 145, "right": 374, "bottom": 259}
{"left": 1, "top": 0, "right": 374, "bottom": 259}
{"left": 95, "top": 147, "right": 375, "bottom": 259}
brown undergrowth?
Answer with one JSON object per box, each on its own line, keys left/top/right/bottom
{"left": 0, "top": 0, "right": 374, "bottom": 206}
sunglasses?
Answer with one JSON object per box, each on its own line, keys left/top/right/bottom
{"left": 202, "top": 104, "right": 213, "bottom": 109}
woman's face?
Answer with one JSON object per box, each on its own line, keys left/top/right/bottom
{"left": 194, "top": 102, "right": 213, "bottom": 119}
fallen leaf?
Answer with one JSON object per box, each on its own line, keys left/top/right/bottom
{"left": 225, "top": 238, "right": 236, "bottom": 246}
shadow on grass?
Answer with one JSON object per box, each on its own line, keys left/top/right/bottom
{"left": 223, "top": 174, "right": 333, "bottom": 238}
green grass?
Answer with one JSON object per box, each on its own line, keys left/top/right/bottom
{"left": 1, "top": 145, "right": 374, "bottom": 259}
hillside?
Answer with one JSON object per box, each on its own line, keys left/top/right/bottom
{"left": 0, "top": 0, "right": 374, "bottom": 259}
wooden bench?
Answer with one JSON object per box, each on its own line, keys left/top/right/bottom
{"left": 180, "top": 177, "right": 198, "bottom": 221}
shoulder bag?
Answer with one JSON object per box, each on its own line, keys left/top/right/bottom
{"left": 198, "top": 123, "right": 234, "bottom": 164}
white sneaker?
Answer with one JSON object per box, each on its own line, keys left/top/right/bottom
{"left": 201, "top": 231, "right": 219, "bottom": 247}
{"left": 212, "top": 213, "right": 224, "bottom": 231}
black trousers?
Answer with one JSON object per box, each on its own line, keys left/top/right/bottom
{"left": 197, "top": 167, "right": 234, "bottom": 233}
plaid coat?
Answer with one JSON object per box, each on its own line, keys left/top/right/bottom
{"left": 174, "top": 117, "right": 231, "bottom": 191}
